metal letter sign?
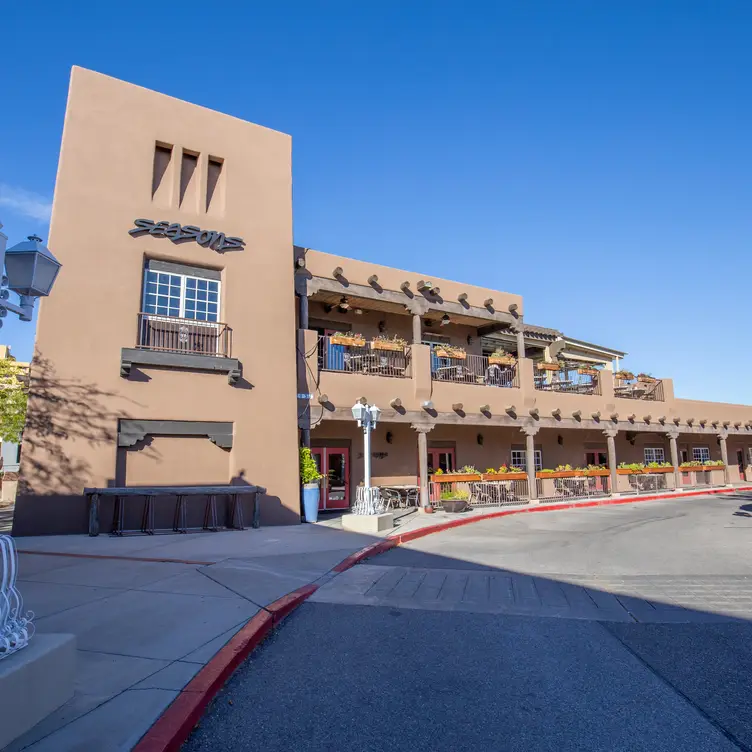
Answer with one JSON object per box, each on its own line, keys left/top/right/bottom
{"left": 129, "top": 219, "right": 245, "bottom": 253}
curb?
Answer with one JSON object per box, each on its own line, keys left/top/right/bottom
{"left": 133, "top": 484, "right": 751, "bottom": 750}
{"left": 390, "top": 485, "right": 752, "bottom": 544}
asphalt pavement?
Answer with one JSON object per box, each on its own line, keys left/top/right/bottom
{"left": 183, "top": 493, "right": 752, "bottom": 752}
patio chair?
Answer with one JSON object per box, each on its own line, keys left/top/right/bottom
{"left": 379, "top": 488, "right": 402, "bottom": 510}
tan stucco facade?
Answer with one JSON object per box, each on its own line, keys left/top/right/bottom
{"left": 12, "top": 67, "right": 752, "bottom": 534}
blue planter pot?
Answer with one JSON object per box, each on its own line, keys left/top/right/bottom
{"left": 302, "top": 484, "right": 320, "bottom": 522}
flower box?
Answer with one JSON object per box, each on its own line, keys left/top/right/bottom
{"left": 536, "top": 470, "right": 609, "bottom": 479}
{"left": 637, "top": 375, "right": 659, "bottom": 384}
{"left": 617, "top": 466, "right": 673, "bottom": 475}
{"left": 371, "top": 339, "right": 405, "bottom": 352}
{"left": 431, "top": 473, "right": 481, "bottom": 483}
{"left": 614, "top": 371, "right": 635, "bottom": 381}
{"left": 329, "top": 333, "right": 365, "bottom": 347}
{"left": 435, "top": 348, "right": 466, "bottom": 360}
{"left": 680, "top": 465, "right": 724, "bottom": 472}
{"left": 577, "top": 368, "right": 598, "bottom": 377}
{"left": 489, "top": 355, "right": 516, "bottom": 366}
{"left": 482, "top": 472, "right": 528, "bottom": 481}
{"left": 536, "top": 362, "right": 561, "bottom": 372}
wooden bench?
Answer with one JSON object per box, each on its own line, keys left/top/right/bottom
{"left": 84, "top": 485, "right": 266, "bottom": 537}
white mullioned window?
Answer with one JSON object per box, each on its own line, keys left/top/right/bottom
{"left": 143, "top": 269, "right": 220, "bottom": 322}
{"left": 511, "top": 449, "right": 542, "bottom": 471}
{"left": 692, "top": 446, "right": 711, "bottom": 463}
{"left": 644, "top": 447, "right": 665, "bottom": 464}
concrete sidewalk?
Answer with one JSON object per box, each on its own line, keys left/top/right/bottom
{"left": 5, "top": 524, "right": 378, "bottom": 751}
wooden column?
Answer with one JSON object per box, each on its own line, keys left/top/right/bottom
{"left": 413, "top": 424, "right": 433, "bottom": 508}
{"left": 603, "top": 427, "right": 618, "bottom": 495}
{"left": 412, "top": 313, "right": 422, "bottom": 345}
{"left": 667, "top": 429, "right": 681, "bottom": 489}
{"left": 521, "top": 424, "right": 539, "bottom": 501}
{"left": 514, "top": 320, "right": 526, "bottom": 359}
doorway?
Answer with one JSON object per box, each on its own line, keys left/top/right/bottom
{"left": 427, "top": 448, "right": 456, "bottom": 475}
{"left": 737, "top": 449, "right": 745, "bottom": 482}
{"left": 310, "top": 447, "right": 350, "bottom": 510}
{"left": 585, "top": 450, "right": 608, "bottom": 467}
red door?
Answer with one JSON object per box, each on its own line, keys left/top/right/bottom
{"left": 311, "top": 447, "right": 350, "bottom": 510}
{"left": 427, "top": 448, "right": 456, "bottom": 475}
{"left": 585, "top": 450, "right": 608, "bottom": 467}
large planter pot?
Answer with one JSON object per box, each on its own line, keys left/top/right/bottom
{"left": 302, "top": 483, "right": 320, "bottom": 522}
{"left": 441, "top": 499, "right": 469, "bottom": 513}
{"left": 536, "top": 362, "right": 561, "bottom": 372}
{"left": 435, "top": 348, "right": 467, "bottom": 360}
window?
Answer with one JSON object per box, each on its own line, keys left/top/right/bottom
{"left": 143, "top": 267, "right": 220, "bottom": 322}
{"left": 511, "top": 449, "right": 542, "bottom": 471}
{"left": 693, "top": 446, "right": 710, "bottom": 463}
{"left": 644, "top": 447, "right": 665, "bottom": 464}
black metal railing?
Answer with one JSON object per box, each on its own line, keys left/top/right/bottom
{"left": 137, "top": 313, "right": 232, "bottom": 357}
{"left": 534, "top": 367, "right": 601, "bottom": 396}
{"left": 614, "top": 378, "right": 664, "bottom": 402}
{"left": 430, "top": 348, "right": 519, "bottom": 388}
{"left": 317, "top": 336, "right": 410, "bottom": 378}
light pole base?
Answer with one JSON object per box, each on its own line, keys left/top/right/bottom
{"left": 342, "top": 512, "right": 394, "bottom": 534}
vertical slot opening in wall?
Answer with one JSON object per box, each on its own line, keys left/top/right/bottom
{"left": 179, "top": 150, "right": 199, "bottom": 207}
{"left": 152, "top": 142, "right": 173, "bottom": 198}
{"left": 206, "top": 156, "right": 224, "bottom": 212}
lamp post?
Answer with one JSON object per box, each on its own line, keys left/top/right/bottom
{"left": 351, "top": 401, "right": 382, "bottom": 514}
{"left": 0, "top": 223, "right": 62, "bottom": 323}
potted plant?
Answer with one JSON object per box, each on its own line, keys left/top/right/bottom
{"left": 536, "top": 360, "right": 562, "bottom": 372}
{"left": 439, "top": 488, "right": 470, "bottom": 513}
{"left": 371, "top": 334, "right": 408, "bottom": 352}
{"left": 577, "top": 365, "right": 599, "bottom": 376}
{"left": 488, "top": 348, "right": 516, "bottom": 366}
{"left": 330, "top": 332, "right": 366, "bottom": 347}
{"left": 300, "top": 447, "right": 324, "bottom": 522}
{"left": 637, "top": 373, "right": 658, "bottom": 384}
{"left": 614, "top": 370, "right": 635, "bottom": 381}
{"left": 483, "top": 465, "right": 527, "bottom": 480}
{"left": 434, "top": 344, "right": 467, "bottom": 360}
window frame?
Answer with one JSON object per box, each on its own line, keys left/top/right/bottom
{"left": 511, "top": 448, "right": 542, "bottom": 471}
{"left": 692, "top": 446, "right": 711, "bottom": 463}
{"left": 143, "top": 268, "right": 221, "bottom": 323}
{"left": 644, "top": 447, "right": 666, "bottom": 464}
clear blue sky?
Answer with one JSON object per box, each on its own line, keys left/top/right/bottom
{"left": 2, "top": 1, "right": 751, "bottom": 402}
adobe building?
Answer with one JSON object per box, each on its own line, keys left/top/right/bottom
{"left": 12, "top": 67, "right": 752, "bottom": 534}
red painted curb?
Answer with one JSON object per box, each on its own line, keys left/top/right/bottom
{"left": 133, "top": 582, "right": 320, "bottom": 752}
{"left": 391, "top": 486, "right": 752, "bottom": 544}
{"left": 331, "top": 539, "right": 397, "bottom": 572}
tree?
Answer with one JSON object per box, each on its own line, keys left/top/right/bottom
{"left": 0, "top": 358, "right": 29, "bottom": 444}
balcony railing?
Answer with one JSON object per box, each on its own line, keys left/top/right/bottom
{"left": 430, "top": 348, "right": 519, "bottom": 388}
{"left": 317, "top": 336, "right": 410, "bottom": 378}
{"left": 534, "top": 366, "right": 601, "bottom": 395}
{"left": 614, "top": 378, "right": 664, "bottom": 401}
{"left": 137, "top": 313, "right": 232, "bottom": 357}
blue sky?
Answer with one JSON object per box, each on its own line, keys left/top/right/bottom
{"left": 2, "top": 1, "right": 751, "bottom": 401}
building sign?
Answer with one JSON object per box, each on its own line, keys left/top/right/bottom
{"left": 129, "top": 219, "right": 245, "bottom": 253}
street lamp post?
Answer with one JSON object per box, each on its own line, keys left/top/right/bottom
{"left": 0, "top": 223, "right": 62, "bottom": 323}
{"left": 351, "top": 401, "right": 382, "bottom": 514}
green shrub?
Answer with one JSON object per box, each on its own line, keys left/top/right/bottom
{"left": 300, "top": 447, "right": 324, "bottom": 484}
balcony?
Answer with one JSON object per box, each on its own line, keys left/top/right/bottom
{"left": 534, "top": 363, "right": 602, "bottom": 396}
{"left": 430, "top": 346, "right": 519, "bottom": 388}
{"left": 317, "top": 335, "right": 410, "bottom": 378}
{"left": 613, "top": 373, "right": 664, "bottom": 401}
{"left": 121, "top": 313, "right": 240, "bottom": 384}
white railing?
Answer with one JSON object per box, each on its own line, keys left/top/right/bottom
{"left": 0, "top": 535, "right": 34, "bottom": 660}
{"left": 536, "top": 475, "right": 610, "bottom": 502}
{"left": 468, "top": 480, "right": 530, "bottom": 507}
{"left": 352, "top": 486, "right": 385, "bottom": 515}
{"left": 626, "top": 472, "right": 670, "bottom": 494}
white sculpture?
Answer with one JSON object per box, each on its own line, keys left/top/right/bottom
{"left": 0, "top": 535, "right": 33, "bottom": 659}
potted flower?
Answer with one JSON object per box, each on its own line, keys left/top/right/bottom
{"left": 577, "top": 365, "right": 599, "bottom": 376}
{"left": 330, "top": 332, "right": 366, "bottom": 347}
{"left": 300, "top": 447, "right": 324, "bottom": 522}
{"left": 371, "top": 334, "right": 408, "bottom": 352}
{"left": 536, "top": 360, "right": 562, "bottom": 372}
{"left": 434, "top": 344, "right": 467, "bottom": 360}
{"left": 439, "top": 488, "right": 470, "bottom": 513}
{"left": 488, "top": 348, "right": 516, "bottom": 366}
